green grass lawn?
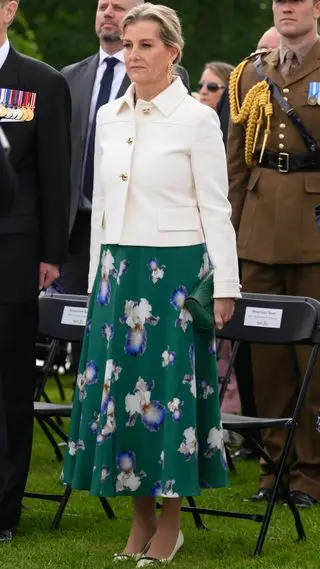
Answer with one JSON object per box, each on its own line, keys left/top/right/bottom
{"left": 1, "top": 377, "right": 319, "bottom": 569}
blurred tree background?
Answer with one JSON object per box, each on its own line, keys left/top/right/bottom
{"left": 9, "top": 0, "right": 272, "bottom": 87}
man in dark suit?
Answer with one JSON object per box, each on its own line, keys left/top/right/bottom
{"left": 62, "top": 0, "right": 190, "bottom": 370}
{"left": 0, "top": 0, "right": 70, "bottom": 541}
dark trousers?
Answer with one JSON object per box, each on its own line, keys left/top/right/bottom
{"left": 63, "top": 210, "right": 91, "bottom": 372}
{"left": 242, "top": 261, "right": 320, "bottom": 500}
{"left": 0, "top": 301, "right": 38, "bottom": 528}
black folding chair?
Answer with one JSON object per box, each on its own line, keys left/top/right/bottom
{"left": 25, "top": 293, "right": 116, "bottom": 529}
{"left": 181, "top": 293, "right": 320, "bottom": 556}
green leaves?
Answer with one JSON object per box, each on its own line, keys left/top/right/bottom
{"left": 10, "top": 1, "right": 272, "bottom": 82}
{"left": 9, "top": 11, "right": 42, "bottom": 60}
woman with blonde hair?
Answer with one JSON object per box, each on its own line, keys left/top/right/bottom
{"left": 64, "top": 3, "right": 240, "bottom": 565}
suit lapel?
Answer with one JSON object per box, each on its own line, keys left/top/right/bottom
{"left": 116, "top": 73, "right": 131, "bottom": 98}
{"left": 262, "top": 49, "right": 285, "bottom": 88}
{"left": 0, "top": 47, "right": 22, "bottom": 86}
{"left": 79, "top": 54, "right": 99, "bottom": 143}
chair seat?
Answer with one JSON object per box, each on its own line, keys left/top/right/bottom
{"left": 34, "top": 402, "right": 72, "bottom": 417}
{"left": 221, "top": 412, "right": 292, "bottom": 430}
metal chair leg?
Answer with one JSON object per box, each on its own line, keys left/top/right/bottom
{"left": 36, "top": 417, "right": 64, "bottom": 461}
{"left": 51, "top": 485, "right": 72, "bottom": 530}
{"left": 99, "top": 497, "right": 116, "bottom": 520}
{"left": 54, "top": 371, "right": 66, "bottom": 402}
{"left": 186, "top": 497, "right": 207, "bottom": 530}
{"left": 253, "top": 429, "right": 301, "bottom": 557}
{"left": 225, "top": 444, "right": 236, "bottom": 473}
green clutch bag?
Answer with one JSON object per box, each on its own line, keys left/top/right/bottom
{"left": 185, "top": 270, "right": 214, "bottom": 329}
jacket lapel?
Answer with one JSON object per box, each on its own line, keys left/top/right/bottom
{"left": 116, "top": 73, "right": 131, "bottom": 98}
{"left": 79, "top": 54, "right": 99, "bottom": 143}
{"left": 262, "top": 49, "right": 285, "bottom": 88}
{"left": 0, "top": 47, "right": 22, "bottom": 86}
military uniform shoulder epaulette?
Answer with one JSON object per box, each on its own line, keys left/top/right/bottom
{"left": 246, "top": 48, "right": 273, "bottom": 61}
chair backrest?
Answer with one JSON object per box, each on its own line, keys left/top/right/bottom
{"left": 38, "top": 293, "right": 88, "bottom": 343}
{"left": 216, "top": 293, "right": 320, "bottom": 345}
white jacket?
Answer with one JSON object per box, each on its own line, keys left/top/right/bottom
{"left": 89, "top": 77, "right": 240, "bottom": 298}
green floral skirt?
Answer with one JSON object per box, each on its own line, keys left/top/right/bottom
{"left": 63, "top": 244, "right": 227, "bottom": 497}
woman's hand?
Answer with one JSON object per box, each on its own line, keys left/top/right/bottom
{"left": 214, "top": 298, "right": 235, "bottom": 330}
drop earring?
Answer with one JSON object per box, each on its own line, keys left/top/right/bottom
{"left": 167, "top": 60, "right": 174, "bottom": 84}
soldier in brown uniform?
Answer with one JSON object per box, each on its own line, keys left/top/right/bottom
{"left": 228, "top": 0, "right": 320, "bottom": 508}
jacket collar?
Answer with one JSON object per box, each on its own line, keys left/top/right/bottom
{"left": 262, "top": 39, "right": 320, "bottom": 87}
{"left": 116, "top": 76, "right": 188, "bottom": 116}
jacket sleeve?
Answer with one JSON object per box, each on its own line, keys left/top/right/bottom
{"left": 191, "top": 107, "right": 241, "bottom": 298}
{"left": 88, "top": 111, "right": 104, "bottom": 293}
{"left": 227, "top": 69, "right": 252, "bottom": 232}
{"left": 37, "top": 72, "right": 71, "bottom": 265}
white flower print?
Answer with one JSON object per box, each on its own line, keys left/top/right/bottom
{"left": 161, "top": 348, "right": 176, "bottom": 368}
{"left": 116, "top": 471, "right": 143, "bottom": 492}
{"left": 170, "top": 286, "right": 193, "bottom": 332}
{"left": 178, "top": 427, "right": 198, "bottom": 461}
{"left": 115, "top": 451, "right": 146, "bottom": 493}
{"left": 199, "top": 380, "right": 214, "bottom": 400}
{"left": 205, "top": 423, "right": 226, "bottom": 463}
{"left": 167, "top": 398, "right": 183, "bottom": 422}
{"left": 117, "top": 259, "right": 129, "bottom": 285}
{"left": 125, "top": 377, "right": 166, "bottom": 432}
{"left": 178, "top": 308, "right": 193, "bottom": 333}
{"left": 101, "top": 249, "right": 116, "bottom": 279}
{"left": 102, "top": 323, "right": 114, "bottom": 345}
{"left": 120, "top": 298, "right": 159, "bottom": 357}
{"left": 105, "top": 359, "right": 122, "bottom": 384}
{"left": 77, "top": 373, "right": 86, "bottom": 401}
{"left": 101, "top": 466, "right": 111, "bottom": 481}
{"left": 183, "top": 345, "right": 196, "bottom": 398}
{"left": 183, "top": 373, "right": 196, "bottom": 398}
{"left": 207, "top": 425, "right": 224, "bottom": 451}
{"left": 68, "top": 441, "right": 77, "bottom": 456}
{"left": 147, "top": 258, "right": 166, "bottom": 284}
{"left": 198, "top": 252, "right": 210, "bottom": 280}
{"left": 162, "top": 480, "right": 179, "bottom": 498}
{"left": 68, "top": 439, "right": 85, "bottom": 456}
{"left": 124, "top": 298, "right": 155, "bottom": 328}
{"left": 97, "top": 398, "right": 116, "bottom": 444}
{"left": 159, "top": 450, "right": 165, "bottom": 466}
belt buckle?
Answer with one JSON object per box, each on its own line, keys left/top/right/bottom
{"left": 278, "top": 152, "right": 289, "bottom": 173}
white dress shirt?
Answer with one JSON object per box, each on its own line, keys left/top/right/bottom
{"left": 0, "top": 39, "right": 10, "bottom": 69}
{"left": 89, "top": 77, "right": 241, "bottom": 299}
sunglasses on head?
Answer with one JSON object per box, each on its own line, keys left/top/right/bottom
{"left": 197, "top": 81, "right": 225, "bottom": 92}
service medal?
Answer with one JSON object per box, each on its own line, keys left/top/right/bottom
{"left": 24, "top": 106, "right": 34, "bottom": 122}
{"left": 308, "top": 82, "right": 320, "bottom": 106}
{"left": 308, "top": 95, "right": 318, "bottom": 106}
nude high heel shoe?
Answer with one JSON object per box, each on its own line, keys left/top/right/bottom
{"left": 136, "top": 530, "right": 184, "bottom": 567}
{"left": 113, "top": 536, "right": 155, "bottom": 562}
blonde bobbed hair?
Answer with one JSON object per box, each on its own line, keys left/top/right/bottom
{"left": 121, "top": 3, "right": 184, "bottom": 64}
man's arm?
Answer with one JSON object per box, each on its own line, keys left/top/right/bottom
{"left": 227, "top": 117, "right": 251, "bottom": 232}
{"left": 36, "top": 71, "right": 71, "bottom": 267}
